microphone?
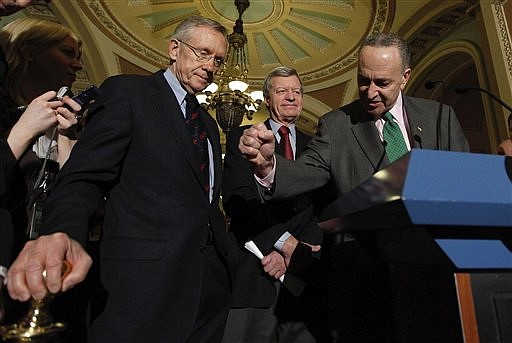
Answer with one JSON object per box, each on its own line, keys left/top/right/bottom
{"left": 424, "top": 80, "right": 443, "bottom": 90}
{"left": 375, "top": 140, "right": 387, "bottom": 173}
{"left": 455, "top": 86, "right": 512, "bottom": 112}
{"left": 413, "top": 129, "right": 423, "bottom": 149}
{"left": 425, "top": 81, "right": 444, "bottom": 150}
{"left": 455, "top": 86, "right": 512, "bottom": 139}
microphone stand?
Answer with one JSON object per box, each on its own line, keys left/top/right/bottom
{"left": 424, "top": 80, "right": 444, "bottom": 150}
{"left": 436, "top": 84, "right": 444, "bottom": 150}
{"left": 455, "top": 86, "right": 512, "bottom": 139}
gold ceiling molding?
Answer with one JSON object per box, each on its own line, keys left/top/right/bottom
{"left": 404, "top": 2, "right": 474, "bottom": 66}
{"left": 492, "top": 1, "right": 512, "bottom": 79}
{"left": 297, "top": 0, "right": 394, "bottom": 84}
{"left": 79, "top": 1, "right": 169, "bottom": 68}
{"left": 24, "top": 2, "right": 57, "bottom": 20}
{"left": 76, "top": 0, "right": 394, "bottom": 87}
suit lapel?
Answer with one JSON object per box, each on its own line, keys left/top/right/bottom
{"left": 351, "top": 105, "right": 388, "bottom": 170}
{"left": 403, "top": 96, "right": 436, "bottom": 149}
{"left": 149, "top": 72, "right": 208, "bottom": 194}
{"left": 201, "top": 108, "right": 222, "bottom": 202}
{"left": 295, "top": 130, "right": 309, "bottom": 157}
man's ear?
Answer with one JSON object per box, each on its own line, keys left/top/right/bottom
{"left": 168, "top": 39, "right": 179, "bottom": 62}
{"left": 401, "top": 67, "right": 411, "bottom": 90}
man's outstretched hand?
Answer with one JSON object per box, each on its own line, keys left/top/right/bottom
{"left": 6, "top": 232, "right": 92, "bottom": 301}
{"left": 238, "top": 123, "right": 276, "bottom": 178}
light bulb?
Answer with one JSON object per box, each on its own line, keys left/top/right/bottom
{"left": 204, "top": 82, "right": 218, "bottom": 93}
{"left": 250, "top": 90, "right": 264, "bottom": 102}
{"left": 196, "top": 94, "right": 207, "bottom": 104}
{"left": 229, "top": 80, "right": 249, "bottom": 92}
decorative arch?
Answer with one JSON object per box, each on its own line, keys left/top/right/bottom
{"left": 408, "top": 40, "right": 498, "bottom": 153}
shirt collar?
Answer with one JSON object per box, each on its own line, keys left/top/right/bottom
{"left": 269, "top": 118, "right": 296, "bottom": 138}
{"left": 385, "top": 91, "right": 404, "bottom": 125}
{"left": 163, "top": 68, "right": 188, "bottom": 106}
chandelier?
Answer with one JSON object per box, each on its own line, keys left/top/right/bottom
{"left": 196, "top": 0, "right": 263, "bottom": 135}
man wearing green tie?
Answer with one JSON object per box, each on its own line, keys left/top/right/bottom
{"left": 239, "top": 32, "right": 470, "bottom": 342}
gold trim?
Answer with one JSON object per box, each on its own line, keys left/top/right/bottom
{"left": 492, "top": 2, "right": 512, "bottom": 78}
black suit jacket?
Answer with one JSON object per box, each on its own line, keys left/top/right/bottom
{"left": 0, "top": 139, "right": 16, "bottom": 268}
{"left": 40, "top": 71, "right": 237, "bottom": 342}
{"left": 223, "top": 119, "right": 323, "bottom": 308}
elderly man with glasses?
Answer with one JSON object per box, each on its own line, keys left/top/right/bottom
{"left": 5, "top": 15, "right": 239, "bottom": 343}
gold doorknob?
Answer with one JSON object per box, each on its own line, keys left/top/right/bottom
{"left": 0, "top": 261, "right": 72, "bottom": 342}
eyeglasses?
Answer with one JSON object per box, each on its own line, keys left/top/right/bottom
{"left": 177, "top": 39, "right": 224, "bottom": 68}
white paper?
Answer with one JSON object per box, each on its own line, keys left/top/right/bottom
{"left": 244, "top": 240, "right": 285, "bottom": 282}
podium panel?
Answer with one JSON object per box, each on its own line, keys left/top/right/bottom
{"left": 320, "top": 149, "right": 512, "bottom": 270}
{"left": 319, "top": 150, "right": 512, "bottom": 343}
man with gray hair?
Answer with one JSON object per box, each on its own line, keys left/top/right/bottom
{"left": 222, "top": 66, "right": 328, "bottom": 342}
{"left": 239, "top": 33, "right": 469, "bottom": 341}
{"left": 6, "top": 15, "right": 238, "bottom": 343}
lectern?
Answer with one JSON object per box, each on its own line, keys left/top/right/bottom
{"left": 320, "top": 149, "right": 512, "bottom": 343}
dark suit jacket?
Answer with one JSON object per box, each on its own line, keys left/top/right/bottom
{"left": 271, "top": 96, "right": 470, "bottom": 198}
{"left": 223, "top": 119, "right": 323, "bottom": 308}
{"left": 0, "top": 94, "right": 33, "bottom": 269}
{"left": 0, "top": 139, "right": 16, "bottom": 267}
{"left": 40, "top": 70, "right": 237, "bottom": 342}
{"left": 261, "top": 96, "right": 470, "bottom": 342}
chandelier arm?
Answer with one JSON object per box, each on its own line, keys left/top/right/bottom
{"left": 196, "top": 0, "right": 262, "bottom": 135}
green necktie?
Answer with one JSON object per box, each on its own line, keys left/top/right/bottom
{"left": 383, "top": 112, "right": 408, "bottom": 162}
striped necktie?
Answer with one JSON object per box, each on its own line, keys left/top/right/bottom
{"left": 185, "top": 94, "right": 209, "bottom": 193}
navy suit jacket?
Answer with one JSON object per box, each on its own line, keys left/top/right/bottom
{"left": 41, "top": 70, "right": 238, "bottom": 342}
{"left": 223, "top": 119, "right": 323, "bottom": 308}
{"left": 0, "top": 139, "right": 17, "bottom": 268}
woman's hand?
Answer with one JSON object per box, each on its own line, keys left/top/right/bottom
{"left": 55, "top": 95, "right": 81, "bottom": 139}
{"left": 7, "top": 91, "right": 82, "bottom": 159}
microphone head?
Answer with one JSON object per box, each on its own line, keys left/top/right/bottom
{"left": 424, "top": 80, "right": 442, "bottom": 89}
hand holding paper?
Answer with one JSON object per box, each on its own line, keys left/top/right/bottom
{"left": 244, "top": 240, "right": 285, "bottom": 282}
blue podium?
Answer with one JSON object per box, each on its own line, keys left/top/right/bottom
{"left": 320, "top": 149, "right": 512, "bottom": 270}
{"left": 319, "top": 149, "right": 512, "bottom": 343}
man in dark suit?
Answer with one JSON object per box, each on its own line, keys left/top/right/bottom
{"left": 5, "top": 15, "right": 238, "bottom": 343}
{"left": 222, "top": 67, "right": 327, "bottom": 343}
{"left": 239, "top": 33, "right": 470, "bottom": 342}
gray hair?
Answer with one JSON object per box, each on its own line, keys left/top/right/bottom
{"left": 359, "top": 32, "right": 411, "bottom": 71}
{"left": 171, "top": 15, "right": 227, "bottom": 42}
{"left": 263, "top": 66, "right": 303, "bottom": 99}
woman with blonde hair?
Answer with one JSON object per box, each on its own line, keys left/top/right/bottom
{"left": 0, "top": 16, "right": 83, "bottom": 230}
{"left": 1, "top": 17, "right": 82, "bottom": 105}
{"left": 0, "top": 17, "right": 83, "bottom": 338}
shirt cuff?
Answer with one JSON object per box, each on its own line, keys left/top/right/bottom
{"left": 254, "top": 156, "right": 276, "bottom": 189}
{"left": 0, "top": 265, "right": 7, "bottom": 281}
{"left": 274, "top": 231, "right": 292, "bottom": 251}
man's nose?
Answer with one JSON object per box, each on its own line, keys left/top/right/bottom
{"left": 367, "top": 82, "right": 379, "bottom": 98}
{"left": 203, "top": 58, "right": 216, "bottom": 72}
{"left": 285, "top": 90, "right": 296, "bottom": 100}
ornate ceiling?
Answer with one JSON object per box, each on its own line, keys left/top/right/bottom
{"left": 11, "top": 0, "right": 503, "bottom": 143}
{"left": 76, "top": 0, "right": 393, "bottom": 85}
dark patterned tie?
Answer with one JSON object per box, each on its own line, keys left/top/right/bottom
{"left": 185, "top": 94, "right": 209, "bottom": 194}
{"left": 278, "top": 126, "right": 294, "bottom": 160}
{"left": 383, "top": 111, "right": 408, "bottom": 162}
